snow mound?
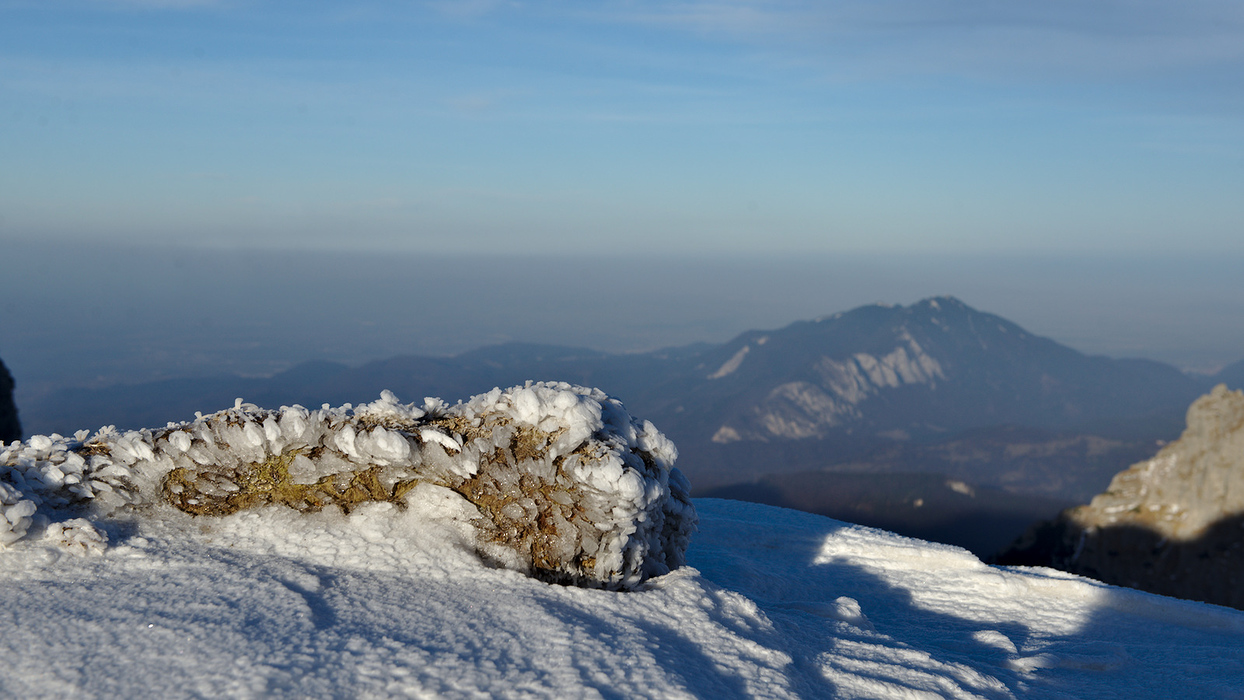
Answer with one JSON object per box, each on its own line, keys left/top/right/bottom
{"left": 0, "top": 382, "right": 696, "bottom": 589}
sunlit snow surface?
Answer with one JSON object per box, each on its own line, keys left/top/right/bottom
{"left": 2, "top": 498, "right": 1243, "bottom": 699}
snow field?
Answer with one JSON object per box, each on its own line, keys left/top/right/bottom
{"left": 2, "top": 498, "right": 1243, "bottom": 698}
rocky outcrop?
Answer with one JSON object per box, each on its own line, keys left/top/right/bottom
{"left": 996, "top": 385, "right": 1244, "bottom": 608}
{"left": 0, "top": 358, "right": 19, "bottom": 444}
{"left": 0, "top": 383, "right": 696, "bottom": 590}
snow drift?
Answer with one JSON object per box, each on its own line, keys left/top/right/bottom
{"left": 0, "top": 382, "right": 696, "bottom": 589}
{"left": 3, "top": 496, "right": 1243, "bottom": 698}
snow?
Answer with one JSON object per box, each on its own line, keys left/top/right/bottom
{"left": 3, "top": 384, "right": 1244, "bottom": 698}
{"left": 713, "top": 330, "right": 946, "bottom": 442}
{"left": 1, "top": 496, "right": 1242, "bottom": 698}
{"left": 709, "top": 345, "right": 751, "bottom": 379}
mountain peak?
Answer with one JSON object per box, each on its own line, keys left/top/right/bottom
{"left": 913, "top": 295, "right": 970, "bottom": 311}
{"left": 814, "top": 296, "right": 975, "bottom": 324}
{"left": 693, "top": 295, "right": 1201, "bottom": 445}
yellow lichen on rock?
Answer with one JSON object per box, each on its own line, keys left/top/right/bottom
{"left": 1, "top": 383, "right": 697, "bottom": 590}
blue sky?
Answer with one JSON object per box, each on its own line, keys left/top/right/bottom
{"left": 2, "top": 0, "right": 1243, "bottom": 254}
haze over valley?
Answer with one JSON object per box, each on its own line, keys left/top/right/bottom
{"left": 9, "top": 252, "right": 1244, "bottom": 559}
{"left": 7, "top": 240, "right": 1244, "bottom": 402}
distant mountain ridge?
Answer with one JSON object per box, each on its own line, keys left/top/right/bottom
{"left": 20, "top": 296, "right": 1238, "bottom": 503}
{"left": 1216, "top": 357, "right": 1244, "bottom": 390}
{"left": 644, "top": 296, "right": 1205, "bottom": 446}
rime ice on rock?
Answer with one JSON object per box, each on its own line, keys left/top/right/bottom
{"left": 0, "top": 383, "right": 697, "bottom": 589}
{"left": 0, "top": 481, "right": 37, "bottom": 545}
{"left": 46, "top": 518, "right": 108, "bottom": 554}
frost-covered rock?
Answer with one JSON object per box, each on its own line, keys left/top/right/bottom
{"left": 0, "top": 382, "right": 696, "bottom": 589}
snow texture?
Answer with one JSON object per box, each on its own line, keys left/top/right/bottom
{"left": 1, "top": 498, "right": 1242, "bottom": 698}
{"left": 0, "top": 383, "right": 696, "bottom": 590}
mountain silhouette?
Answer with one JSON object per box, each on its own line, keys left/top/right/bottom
{"left": 631, "top": 296, "right": 1203, "bottom": 447}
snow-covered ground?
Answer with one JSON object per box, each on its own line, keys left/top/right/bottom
{"left": 2, "top": 496, "right": 1242, "bottom": 699}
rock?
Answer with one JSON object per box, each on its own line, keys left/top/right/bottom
{"left": 996, "top": 385, "right": 1244, "bottom": 608}
{"left": 0, "top": 358, "right": 19, "bottom": 444}
{"left": 0, "top": 383, "right": 697, "bottom": 590}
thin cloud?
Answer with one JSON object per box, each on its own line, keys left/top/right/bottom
{"left": 591, "top": 0, "right": 1244, "bottom": 79}
{"left": 83, "top": 0, "right": 223, "bottom": 7}
{"left": 426, "top": 0, "right": 521, "bottom": 20}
